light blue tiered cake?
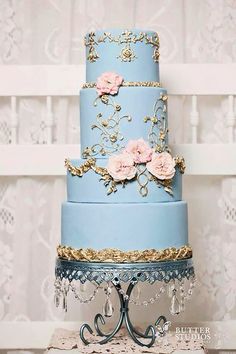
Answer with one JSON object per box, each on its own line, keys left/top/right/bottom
{"left": 58, "top": 29, "right": 192, "bottom": 263}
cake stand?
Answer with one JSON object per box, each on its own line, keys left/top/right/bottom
{"left": 55, "top": 258, "right": 195, "bottom": 347}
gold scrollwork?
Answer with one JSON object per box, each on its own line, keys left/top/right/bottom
{"left": 57, "top": 245, "right": 193, "bottom": 263}
{"left": 136, "top": 164, "right": 151, "bottom": 197}
{"left": 82, "top": 95, "right": 132, "bottom": 158}
{"left": 82, "top": 81, "right": 161, "bottom": 89}
{"left": 65, "top": 158, "right": 96, "bottom": 176}
{"left": 174, "top": 156, "right": 186, "bottom": 174}
{"left": 65, "top": 155, "right": 185, "bottom": 197}
{"left": 144, "top": 92, "right": 168, "bottom": 152}
{"left": 84, "top": 30, "right": 160, "bottom": 63}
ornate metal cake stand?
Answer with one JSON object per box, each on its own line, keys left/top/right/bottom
{"left": 55, "top": 258, "right": 195, "bottom": 348}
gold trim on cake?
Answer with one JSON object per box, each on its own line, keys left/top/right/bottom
{"left": 84, "top": 30, "right": 160, "bottom": 63}
{"left": 82, "top": 81, "right": 161, "bottom": 89}
{"left": 57, "top": 245, "right": 192, "bottom": 263}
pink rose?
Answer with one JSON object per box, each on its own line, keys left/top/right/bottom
{"left": 107, "top": 153, "right": 137, "bottom": 181}
{"left": 146, "top": 152, "right": 176, "bottom": 180}
{"left": 125, "top": 138, "right": 153, "bottom": 163}
{"left": 96, "top": 72, "right": 123, "bottom": 96}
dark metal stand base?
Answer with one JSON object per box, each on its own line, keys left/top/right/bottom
{"left": 80, "top": 281, "right": 166, "bottom": 347}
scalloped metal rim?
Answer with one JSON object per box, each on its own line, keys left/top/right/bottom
{"left": 55, "top": 257, "right": 194, "bottom": 284}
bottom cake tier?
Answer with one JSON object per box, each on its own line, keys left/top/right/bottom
{"left": 61, "top": 201, "right": 189, "bottom": 257}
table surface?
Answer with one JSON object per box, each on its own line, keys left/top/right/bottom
{"left": 46, "top": 328, "right": 206, "bottom": 354}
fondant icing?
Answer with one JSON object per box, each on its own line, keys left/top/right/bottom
{"left": 61, "top": 201, "right": 188, "bottom": 251}
{"left": 58, "top": 28, "right": 190, "bottom": 262}
{"left": 67, "top": 159, "right": 182, "bottom": 203}
{"left": 80, "top": 87, "right": 167, "bottom": 157}
{"left": 85, "top": 29, "right": 160, "bottom": 82}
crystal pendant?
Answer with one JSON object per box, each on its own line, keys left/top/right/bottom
{"left": 80, "top": 282, "right": 86, "bottom": 293}
{"left": 168, "top": 280, "right": 175, "bottom": 298}
{"left": 170, "top": 290, "right": 180, "bottom": 315}
{"left": 103, "top": 297, "right": 114, "bottom": 318}
{"left": 63, "top": 292, "right": 68, "bottom": 312}
{"left": 133, "top": 284, "right": 141, "bottom": 300}
{"left": 54, "top": 293, "right": 60, "bottom": 308}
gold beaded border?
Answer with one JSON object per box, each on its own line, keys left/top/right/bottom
{"left": 57, "top": 245, "right": 192, "bottom": 263}
{"left": 82, "top": 81, "right": 161, "bottom": 89}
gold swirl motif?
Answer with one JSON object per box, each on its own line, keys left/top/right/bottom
{"left": 136, "top": 164, "right": 150, "bottom": 197}
{"left": 84, "top": 30, "right": 160, "bottom": 63}
{"left": 65, "top": 158, "right": 96, "bottom": 176}
{"left": 144, "top": 92, "right": 168, "bottom": 152}
{"left": 118, "top": 43, "right": 136, "bottom": 62}
{"left": 174, "top": 156, "right": 186, "bottom": 174}
{"left": 65, "top": 157, "right": 185, "bottom": 197}
{"left": 82, "top": 95, "right": 132, "bottom": 158}
{"left": 57, "top": 245, "right": 192, "bottom": 263}
{"left": 82, "top": 81, "right": 161, "bottom": 89}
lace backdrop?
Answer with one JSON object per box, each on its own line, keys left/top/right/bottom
{"left": 0, "top": 0, "right": 236, "bottom": 323}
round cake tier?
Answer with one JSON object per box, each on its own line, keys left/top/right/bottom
{"left": 66, "top": 158, "right": 182, "bottom": 203}
{"left": 85, "top": 29, "right": 160, "bottom": 82}
{"left": 80, "top": 86, "right": 168, "bottom": 158}
{"left": 61, "top": 201, "right": 188, "bottom": 252}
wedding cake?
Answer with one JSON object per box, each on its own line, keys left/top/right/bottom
{"left": 57, "top": 29, "right": 192, "bottom": 263}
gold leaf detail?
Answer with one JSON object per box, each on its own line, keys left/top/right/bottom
{"left": 82, "top": 81, "right": 161, "bottom": 89}
{"left": 84, "top": 30, "right": 160, "bottom": 63}
{"left": 57, "top": 245, "right": 193, "bottom": 263}
{"left": 174, "top": 156, "right": 186, "bottom": 174}
{"left": 65, "top": 158, "right": 96, "bottom": 177}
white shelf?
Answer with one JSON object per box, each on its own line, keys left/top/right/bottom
{"left": 0, "top": 144, "right": 235, "bottom": 176}
{"left": 0, "top": 144, "right": 80, "bottom": 176}
{"left": 173, "top": 144, "right": 236, "bottom": 175}
{"left": 0, "top": 64, "right": 236, "bottom": 96}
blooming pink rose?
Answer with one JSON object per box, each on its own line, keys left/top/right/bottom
{"left": 125, "top": 138, "right": 153, "bottom": 164}
{"left": 107, "top": 153, "right": 137, "bottom": 181}
{"left": 146, "top": 152, "right": 176, "bottom": 180}
{"left": 96, "top": 72, "right": 123, "bottom": 96}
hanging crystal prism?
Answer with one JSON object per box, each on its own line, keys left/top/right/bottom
{"left": 54, "top": 293, "right": 60, "bottom": 308}
{"left": 103, "top": 283, "right": 114, "bottom": 317}
{"left": 62, "top": 290, "right": 68, "bottom": 312}
{"left": 80, "top": 282, "right": 87, "bottom": 293}
{"left": 103, "top": 297, "right": 114, "bottom": 317}
{"left": 170, "top": 289, "right": 180, "bottom": 315}
{"left": 132, "top": 284, "right": 141, "bottom": 300}
{"left": 168, "top": 279, "right": 175, "bottom": 298}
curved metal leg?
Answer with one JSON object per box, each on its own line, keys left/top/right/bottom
{"left": 80, "top": 280, "right": 166, "bottom": 347}
{"left": 80, "top": 282, "right": 125, "bottom": 345}
{"left": 124, "top": 282, "right": 156, "bottom": 347}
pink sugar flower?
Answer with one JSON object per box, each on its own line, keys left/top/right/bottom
{"left": 146, "top": 151, "right": 176, "bottom": 180}
{"left": 107, "top": 153, "right": 137, "bottom": 181}
{"left": 125, "top": 138, "right": 153, "bottom": 164}
{"left": 96, "top": 72, "right": 123, "bottom": 96}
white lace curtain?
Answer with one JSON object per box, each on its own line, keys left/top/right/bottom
{"left": 0, "top": 0, "right": 236, "bottom": 323}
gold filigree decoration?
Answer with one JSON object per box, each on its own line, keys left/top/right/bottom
{"left": 65, "top": 158, "right": 119, "bottom": 195}
{"left": 174, "top": 156, "right": 186, "bottom": 174}
{"left": 84, "top": 32, "right": 99, "bottom": 63}
{"left": 151, "top": 176, "right": 174, "bottom": 196}
{"left": 65, "top": 158, "right": 96, "bottom": 176}
{"left": 82, "top": 95, "right": 132, "bottom": 158}
{"left": 144, "top": 92, "right": 168, "bottom": 152}
{"left": 82, "top": 81, "right": 161, "bottom": 89}
{"left": 118, "top": 43, "right": 136, "bottom": 62}
{"left": 84, "top": 30, "right": 160, "bottom": 63}
{"left": 65, "top": 157, "right": 185, "bottom": 197}
{"left": 136, "top": 164, "right": 151, "bottom": 197}
{"left": 57, "top": 245, "right": 192, "bottom": 263}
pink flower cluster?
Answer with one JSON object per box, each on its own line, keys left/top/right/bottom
{"left": 96, "top": 72, "right": 123, "bottom": 96}
{"left": 107, "top": 138, "right": 176, "bottom": 182}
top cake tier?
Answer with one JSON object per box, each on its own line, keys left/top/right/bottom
{"left": 84, "top": 29, "right": 160, "bottom": 82}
